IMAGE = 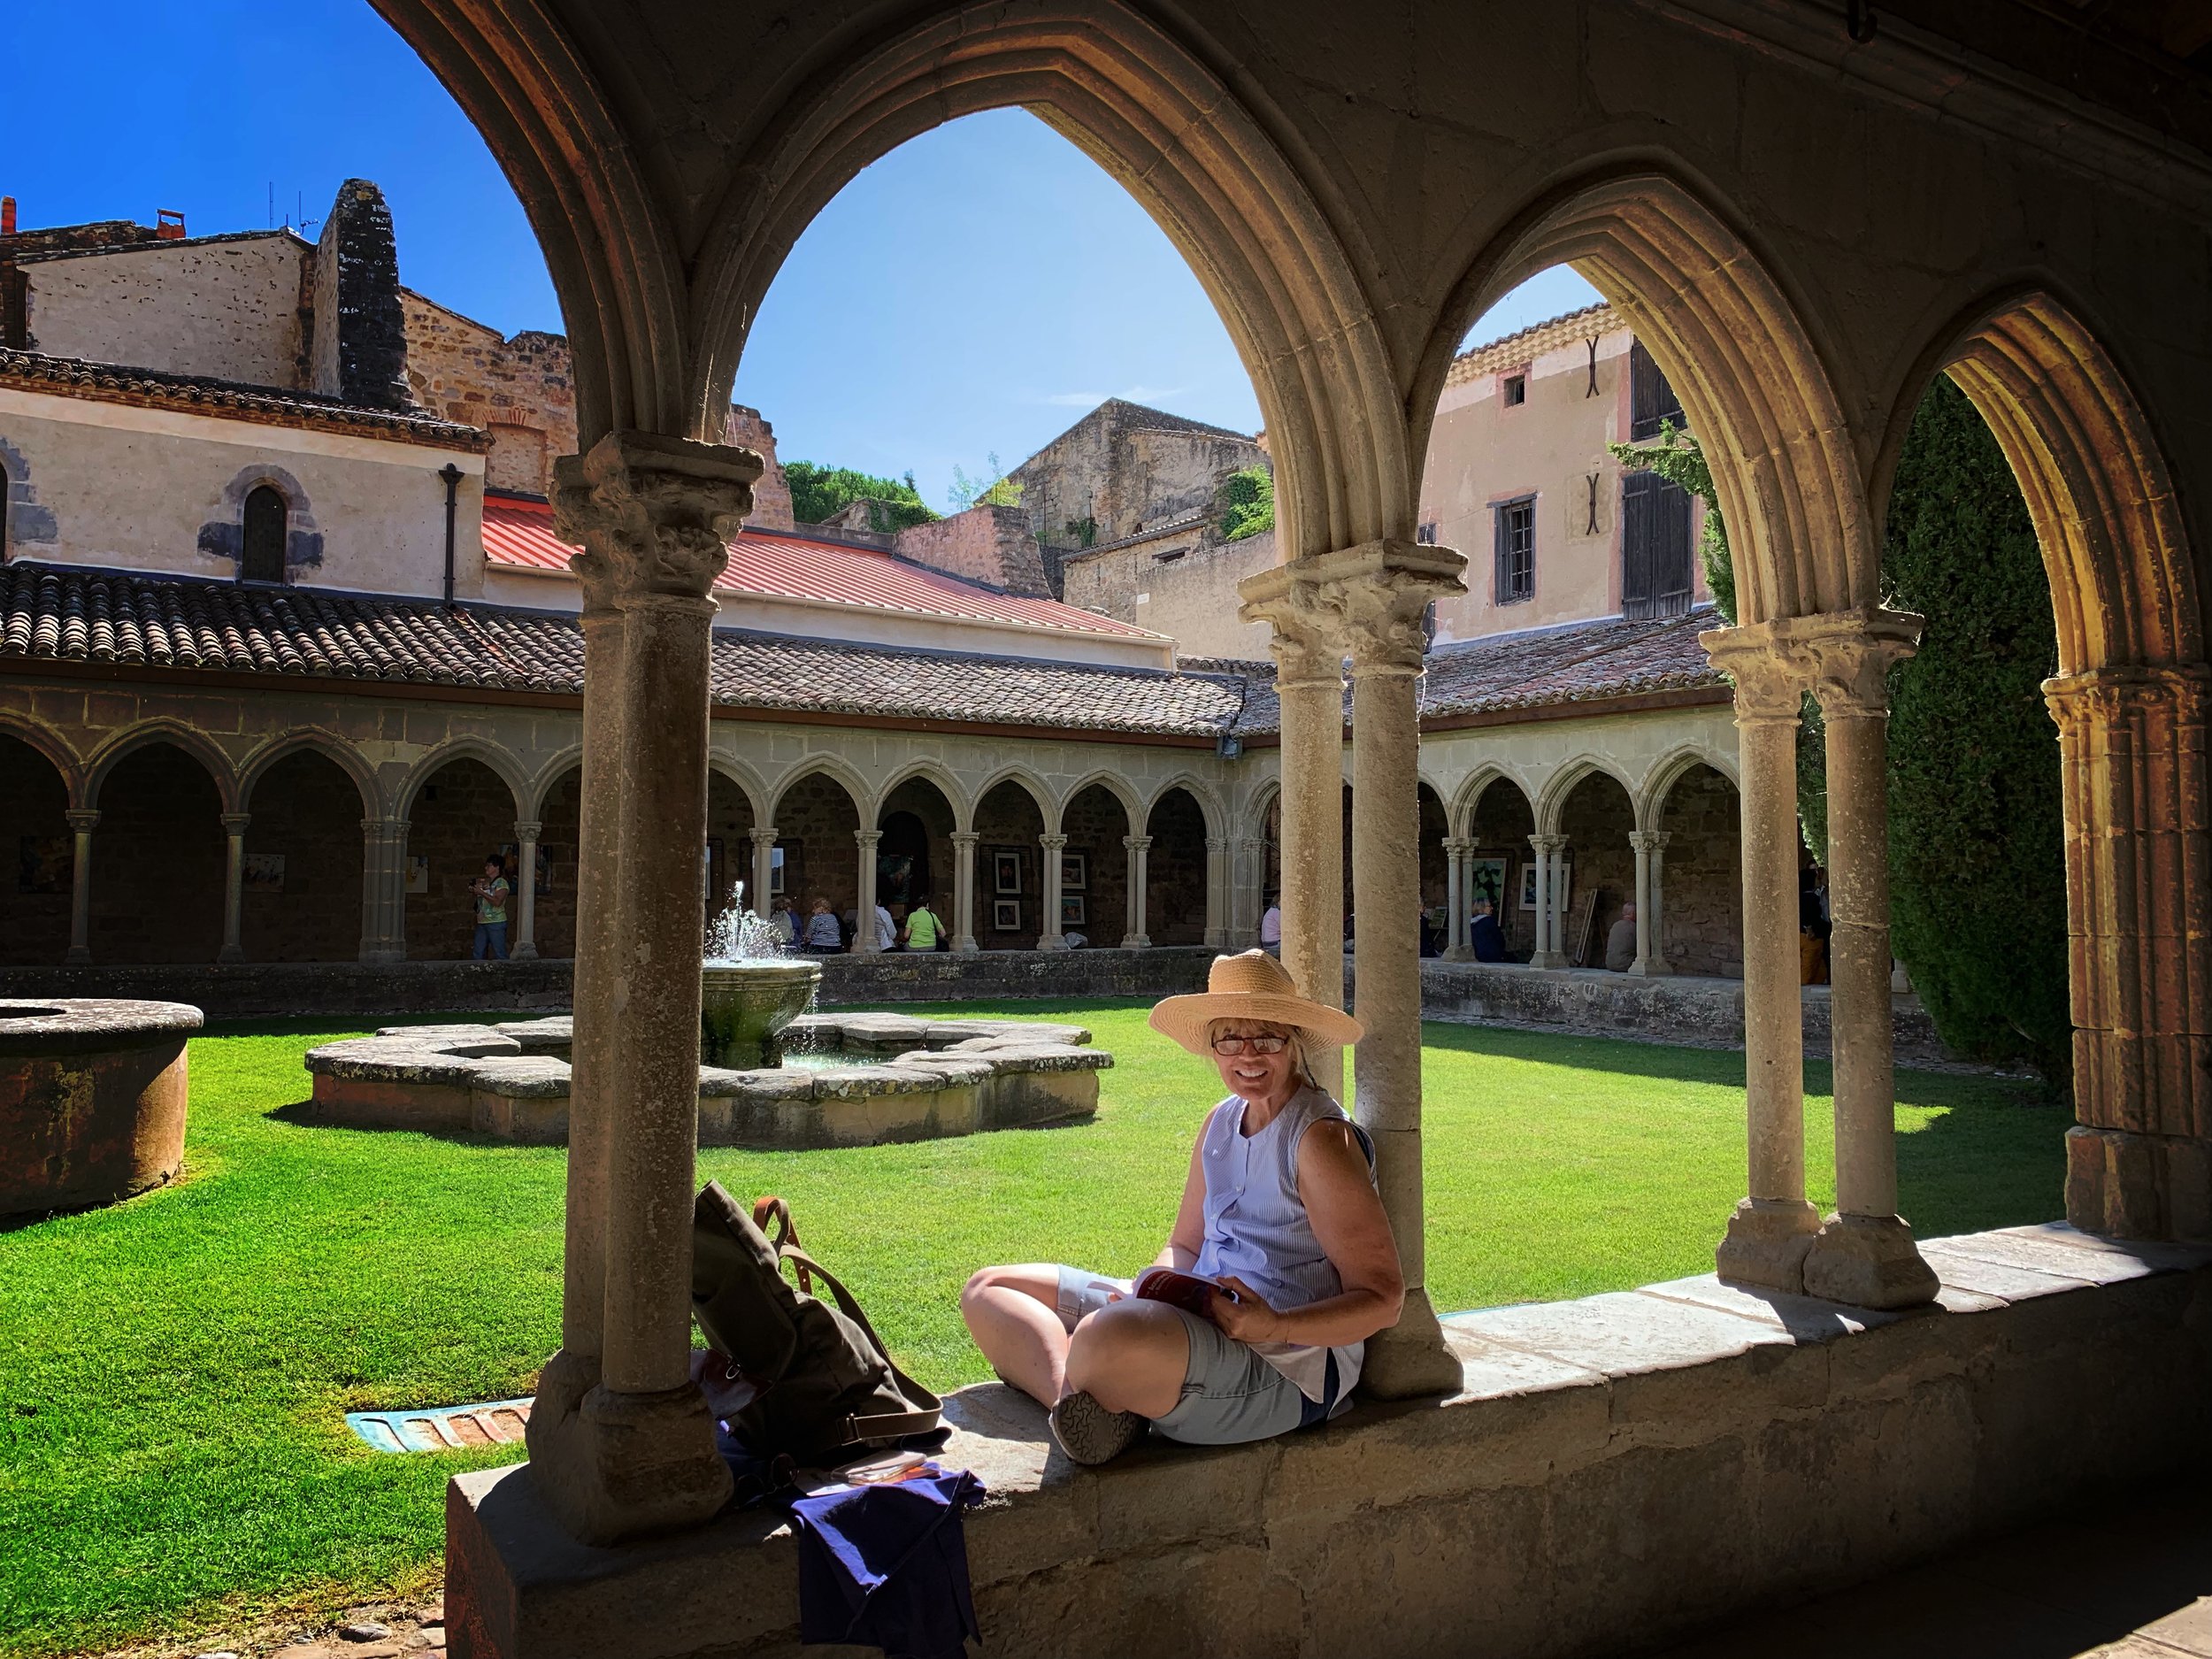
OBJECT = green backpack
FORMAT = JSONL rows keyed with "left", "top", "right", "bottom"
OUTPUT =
{"left": 690, "top": 1183, "right": 942, "bottom": 1463}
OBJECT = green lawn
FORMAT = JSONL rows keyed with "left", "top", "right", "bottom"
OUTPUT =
{"left": 0, "top": 1003, "right": 2068, "bottom": 1658}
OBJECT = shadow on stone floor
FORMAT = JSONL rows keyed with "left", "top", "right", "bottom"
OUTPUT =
{"left": 1646, "top": 1479, "right": 2212, "bottom": 1659}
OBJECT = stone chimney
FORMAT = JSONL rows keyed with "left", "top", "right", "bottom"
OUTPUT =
{"left": 722, "top": 403, "right": 795, "bottom": 530}
{"left": 310, "top": 180, "right": 411, "bottom": 411}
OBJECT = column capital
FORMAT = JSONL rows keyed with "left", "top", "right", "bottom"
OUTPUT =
{"left": 1628, "top": 828, "right": 1672, "bottom": 853}
{"left": 1443, "top": 835, "right": 1475, "bottom": 855}
{"left": 854, "top": 827, "right": 882, "bottom": 847}
{"left": 1241, "top": 541, "right": 1468, "bottom": 680}
{"left": 1796, "top": 607, "right": 1924, "bottom": 717}
{"left": 1700, "top": 620, "right": 1809, "bottom": 722}
{"left": 1528, "top": 832, "right": 1568, "bottom": 853}
{"left": 220, "top": 812, "right": 253, "bottom": 835}
{"left": 748, "top": 824, "right": 780, "bottom": 846}
{"left": 949, "top": 830, "right": 979, "bottom": 847}
{"left": 512, "top": 818, "right": 543, "bottom": 840}
{"left": 551, "top": 429, "right": 762, "bottom": 611}
{"left": 1122, "top": 834, "right": 1153, "bottom": 852}
{"left": 2044, "top": 660, "right": 2212, "bottom": 731}
{"left": 1039, "top": 833, "right": 1069, "bottom": 850}
{"left": 1206, "top": 835, "right": 1229, "bottom": 853}
{"left": 65, "top": 809, "right": 100, "bottom": 833}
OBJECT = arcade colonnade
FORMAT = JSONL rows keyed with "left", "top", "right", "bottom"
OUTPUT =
{"left": 343, "top": 0, "right": 2212, "bottom": 1555}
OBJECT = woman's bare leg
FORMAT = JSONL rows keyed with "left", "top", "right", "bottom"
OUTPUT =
{"left": 961, "top": 1264, "right": 1072, "bottom": 1406}
{"left": 1064, "top": 1301, "right": 1190, "bottom": 1419}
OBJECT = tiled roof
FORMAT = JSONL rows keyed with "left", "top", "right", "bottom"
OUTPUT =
{"left": 0, "top": 564, "right": 1724, "bottom": 736}
{"left": 482, "top": 495, "right": 1162, "bottom": 640}
{"left": 0, "top": 563, "right": 1243, "bottom": 736}
{"left": 0, "top": 349, "right": 489, "bottom": 451}
{"left": 1445, "top": 303, "right": 1619, "bottom": 388}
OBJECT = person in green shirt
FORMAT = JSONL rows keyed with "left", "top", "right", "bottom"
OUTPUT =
{"left": 902, "top": 894, "right": 943, "bottom": 952}
{"left": 471, "top": 854, "right": 511, "bottom": 960}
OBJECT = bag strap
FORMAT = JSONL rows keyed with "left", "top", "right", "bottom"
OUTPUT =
{"left": 754, "top": 1196, "right": 813, "bottom": 1294}
{"left": 779, "top": 1243, "right": 943, "bottom": 1432}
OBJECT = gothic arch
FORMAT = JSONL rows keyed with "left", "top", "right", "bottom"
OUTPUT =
{"left": 1535, "top": 757, "right": 1640, "bottom": 837}
{"left": 873, "top": 759, "right": 973, "bottom": 831}
{"left": 239, "top": 730, "right": 381, "bottom": 818}
{"left": 84, "top": 721, "right": 241, "bottom": 814}
{"left": 1637, "top": 743, "right": 1740, "bottom": 829}
{"left": 1418, "top": 168, "right": 1873, "bottom": 624}
{"left": 522, "top": 744, "right": 588, "bottom": 822}
{"left": 1449, "top": 764, "right": 1536, "bottom": 841}
{"left": 703, "top": 751, "right": 770, "bottom": 824}
{"left": 1141, "top": 772, "right": 1225, "bottom": 839}
{"left": 0, "top": 710, "right": 86, "bottom": 807}
{"left": 767, "top": 755, "right": 873, "bottom": 824}
{"left": 396, "top": 738, "right": 528, "bottom": 822}
{"left": 1053, "top": 769, "right": 1144, "bottom": 835}
{"left": 970, "top": 764, "right": 1056, "bottom": 828}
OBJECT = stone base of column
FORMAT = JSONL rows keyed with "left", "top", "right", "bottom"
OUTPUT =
{"left": 1801, "top": 1212, "right": 1939, "bottom": 1310}
{"left": 1625, "top": 959, "right": 1673, "bottom": 978}
{"left": 954, "top": 938, "right": 978, "bottom": 955}
{"left": 1118, "top": 933, "right": 1150, "bottom": 950}
{"left": 1441, "top": 945, "right": 1472, "bottom": 963}
{"left": 525, "top": 1373, "right": 731, "bottom": 1547}
{"left": 358, "top": 948, "right": 406, "bottom": 965}
{"left": 219, "top": 944, "right": 244, "bottom": 964}
{"left": 1528, "top": 950, "right": 1568, "bottom": 970}
{"left": 1037, "top": 935, "right": 1069, "bottom": 952}
{"left": 512, "top": 942, "right": 541, "bottom": 961}
{"left": 1359, "top": 1286, "right": 1464, "bottom": 1400}
{"left": 65, "top": 946, "right": 91, "bottom": 965}
{"left": 2066, "top": 1124, "right": 2212, "bottom": 1243}
{"left": 1715, "top": 1195, "right": 1821, "bottom": 1294}
{"left": 1204, "top": 927, "right": 1228, "bottom": 948}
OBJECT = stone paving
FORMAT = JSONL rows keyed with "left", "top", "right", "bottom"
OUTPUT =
{"left": 1652, "top": 1481, "right": 2211, "bottom": 1659}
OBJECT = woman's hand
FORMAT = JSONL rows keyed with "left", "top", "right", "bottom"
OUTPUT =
{"left": 1208, "top": 1275, "right": 1285, "bottom": 1343}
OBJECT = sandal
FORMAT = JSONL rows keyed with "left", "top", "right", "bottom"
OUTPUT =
{"left": 1048, "top": 1390, "right": 1148, "bottom": 1465}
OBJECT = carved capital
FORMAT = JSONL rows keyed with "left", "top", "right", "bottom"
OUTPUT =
{"left": 2045, "top": 662, "right": 2212, "bottom": 735}
{"left": 1528, "top": 833, "right": 1568, "bottom": 854}
{"left": 1701, "top": 622, "right": 1808, "bottom": 723}
{"left": 1797, "top": 607, "right": 1924, "bottom": 718}
{"left": 1629, "top": 829, "right": 1672, "bottom": 854}
{"left": 1122, "top": 835, "right": 1153, "bottom": 852}
{"left": 854, "top": 829, "right": 882, "bottom": 849}
{"left": 1039, "top": 833, "right": 1069, "bottom": 851}
{"left": 65, "top": 809, "right": 100, "bottom": 834}
{"left": 512, "top": 819, "right": 543, "bottom": 841}
{"left": 551, "top": 430, "right": 762, "bottom": 611}
{"left": 949, "top": 831, "right": 979, "bottom": 848}
{"left": 1240, "top": 541, "right": 1467, "bottom": 682}
{"left": 749, "top": 825, "right": 780, "bottom": 848}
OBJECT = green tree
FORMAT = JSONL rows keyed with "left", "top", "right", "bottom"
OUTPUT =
{"left": 948, "top": 453, "right": 1024, "bottom": 511}
{"left": 784, "top": 461, "right": 940, "bottom": 533}
{"left": 1218, "top": 465, "right": 1275, "bottom": 541}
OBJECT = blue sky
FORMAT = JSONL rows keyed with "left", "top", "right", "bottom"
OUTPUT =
{"left": 5, "top": 1, "right": 1598, "bottom": 511}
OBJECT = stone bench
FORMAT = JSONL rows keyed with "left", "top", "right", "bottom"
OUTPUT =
{"left": 446, "top": 1223, "right": 2212, "bottom": 1659}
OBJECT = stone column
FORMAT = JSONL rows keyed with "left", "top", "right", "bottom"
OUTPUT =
{"left": 1121, "top": 834, "right": 1153, "bottom": 949}
{"left": 511, "top": 819, "right": 542, "bottom": 959}
{"left": 64, "top": 809, "right": 97, "bottom": 964}
{"left": 357, "top": 817, "right": 407, "bottom": 964}
{"left": 1231, "top": 834, "right": 1268, "bottom": 948}
{"left": 1238, "top": 570, "right": 1348, "bottom": 1067}
{"left": 950, "top": 831, "right": 979, "bottom": 954}
{"left": 1801, "top": 611, "right": 1939, "bottom": 1308}
{"left": 1703, "top": 624, "right": 1821, "bottom": 1292}
{"left": 1527, "top": 833, "right": 1570, "bottom": 967}
{"left": 749, "top": 826, "right": 778, "bottom": 919}
{"left": 1037, "top": 833, "right": 1069, "bottom": 950}
{"left": 2047, "top": 664, "right": 2212, "bottom": 1244}
{"left": 1441, "top": 836, "right": 1471, "bottom": 960}
{"left": 1626, "top": 829, "right": 1673, "bottom": 977}
{"left": 523, "top": 429, "right": 759, "bottom": 1546}
{"left": 1271, "top": 542, "right": 1467, "bottom": 1398}
{"left": 217, "top": 812, "right": 251, "bottom": 964}
{"left": 853, "top": 829, "right": 883, "bottom": 952}
{"left": 1203, "top": 835, "right": 1230, "bottom": 948}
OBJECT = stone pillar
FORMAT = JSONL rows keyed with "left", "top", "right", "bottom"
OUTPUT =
{"left": 1121, "top": 834, "right": 1153, "bottom": 949}
{"left": 64, "top": 809, "right": 97, "bottom": 964}
{"left": 950, "top": 831, "right": 979, "bottom": 954}
{"left": 357, "top": 818, "right": 407, "bottom": 964}
{"left": 1231, "top": 834, "right": 1268, "bottom": 948}
{"left": 853, "top": 829, "right": 883, "bottom": 952}
{"left": 1038, "top": 833, "right": 1069, "bottom": 950}
{"left": 1527, "top": 833, "right": 1570, "bottom": 968}
{"left": 217, "top": 812, "right": 251, "bottom": 964}
{"left": 1626, "top": 829, "right": 1673, "bottom": 977}
{"left": 2048, "top": 664, "right": 2212, "bottom": 1243}
{"left": 511, "top": 819, "right": 542, "bottom": 959}
{"left": 1238, "top": 571, "right": 1348, "bottom": 1074}
{"left": 1801, "top": 611, "right": 1939, "bottom": 1308}
{"left": 1702, "top": 624, "right": 1821, "bottom": 1293}
{"left": 522, "top": 429, "right": 759, "bottom": 1546}
{"left": 1258, "top": 543, "right": 1467, "bottom": 1398}
{"left": 749, "top": 826, "right": 778, "bottom": 921}
{"left": 1203, "top": 835, "right": 1230, "bottom": 948}
{"left": 1441, "top": 836, "right": 1471, "bottom": 960}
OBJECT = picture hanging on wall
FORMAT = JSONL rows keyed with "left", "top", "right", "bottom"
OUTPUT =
{"left": 1060, "top": 895, "right": 1087, "bottom": 927}
{"left": 17, "top": 836, "right": 69, "bottom": 895}
{"left": 405, "top": 855, "right": 430, "bottom": 895}
{"left": 242, "top": 853, "right": 287, "bottom": 894}
{"left": 1062, "top": 851, "right": 1088, "bottom": 891}
{"left": 991, "top": 848, "right": 1025, "bottom": 895}
{"left": 1467, "top": 852, "right": 1510, "bottom": 914}
{"left": 991, "top": 897, "right": 1023, "bottom": 932}
{"left": 1518, "top": 856, "right": 1571, "bottom": 914}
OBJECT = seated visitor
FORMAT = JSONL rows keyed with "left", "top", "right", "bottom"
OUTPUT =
{"left": 859, "top": 898, "right": 896, "bottom": 952}
{"left": 769, "top": 895, "right": 798, "bottom": 945}
{"left": 1469, "top": 897, "right": 1508, "bottom": 963}
{"left": 1259, "top": 896, "right": 1283, "bottom": 955}
{"left": 800, "top": 897, "right": 843, "bottom": 952}
{"left": 961, "top": 949, "right": 1403, "bottom": 1465}
{"left": 902, "top": 895, "right": 942, "bottom": 951}
{"left": 1604, "top": 901, "right": 1639, "bottom": 972}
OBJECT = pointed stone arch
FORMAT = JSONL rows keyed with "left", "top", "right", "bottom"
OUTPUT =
{"left": 1535, "top": 757, "right": 1642, "bottom": 837}
{"left": 239, "top": 730, "right": 381, "bottom": 818}
{"left": 873, "top": 758, "right": 973, "bottom": 832}
{"left": 0, "top": 710, "right": 86, "bottom": 808}
{"left": 84, "top": 721, "right": 241, "bottom": 814}
{"left": 767, "top": 755, "right": 872, "bottom": 825}
{"left": 1637, "top": 742, "right": 1740, "bottom": 830}
{"left": 396, "top": 738, "right": 528, "bottom": 823}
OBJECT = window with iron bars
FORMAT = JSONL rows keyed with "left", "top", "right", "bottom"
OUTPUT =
{"left": 1493, "top": 496, "right": 1536, "bottom": 604}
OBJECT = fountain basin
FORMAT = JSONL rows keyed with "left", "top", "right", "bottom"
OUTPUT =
{"left": 303, "top": 1014, "right": 1108, "bottom": 1148}
{"left": 1, "top": 997, "right": 203, "bottom": 1220}
{"left": 700, "top": 959, "right": 823, "bottom": 1069}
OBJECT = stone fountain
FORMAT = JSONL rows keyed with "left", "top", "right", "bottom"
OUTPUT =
{"left": 698, "top": 887, "right": 820, "bottom": 1068}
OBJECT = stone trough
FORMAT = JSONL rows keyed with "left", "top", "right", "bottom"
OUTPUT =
{"left": 302, "top": 1013, "right": 1109, "bottom": 1148}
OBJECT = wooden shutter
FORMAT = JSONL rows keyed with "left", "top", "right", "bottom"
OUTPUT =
{"left": 1629, "top": 341, "right": 1686, "bottom": 442}
{"left": 1493, "top": 502, "right": 1510, "bottom": 603}
{"left": 1622, "top": 471, "right": 1694, "bottom": 618}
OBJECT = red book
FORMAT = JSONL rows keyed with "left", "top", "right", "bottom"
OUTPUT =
{"left": 1133, "top": 1267, "right": 1240, "bottom": 1320}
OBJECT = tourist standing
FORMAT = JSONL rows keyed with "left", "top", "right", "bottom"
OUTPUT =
{"left": 470, "top": 855, "right": 511, "bottom": 960}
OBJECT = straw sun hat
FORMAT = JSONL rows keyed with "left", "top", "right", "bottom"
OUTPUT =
{"left": 1148, "top": 949, "right": 1365, "bottom": 1056}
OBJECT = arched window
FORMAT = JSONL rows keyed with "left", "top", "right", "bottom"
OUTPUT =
{"left": 241, "top": 486, "right": 288, "bottom": 582}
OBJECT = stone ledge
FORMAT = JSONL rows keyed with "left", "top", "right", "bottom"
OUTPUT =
{"left": 447, "top": 1223, "right": 2212, "bottom": 1659}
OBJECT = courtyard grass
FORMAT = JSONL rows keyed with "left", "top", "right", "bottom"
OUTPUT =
{"left": 0, "top": 1002, "right": 2068, "bottom": 1658}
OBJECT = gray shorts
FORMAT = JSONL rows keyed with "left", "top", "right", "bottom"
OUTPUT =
{"left": 1051, "top": 1265, "right": 1310, "bottom": 1447}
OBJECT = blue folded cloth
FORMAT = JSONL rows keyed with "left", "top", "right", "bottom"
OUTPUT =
{"left": 787, "top": 1463, "right": 986, "bottom": 1659}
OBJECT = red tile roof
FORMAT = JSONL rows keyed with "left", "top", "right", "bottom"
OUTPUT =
{"left": 481, "top": 495, "right": 1160, "bottom": 640}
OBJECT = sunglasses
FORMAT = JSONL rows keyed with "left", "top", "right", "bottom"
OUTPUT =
{"left": 1210, "top": 1033, "right": 1289, "bottom": 1056}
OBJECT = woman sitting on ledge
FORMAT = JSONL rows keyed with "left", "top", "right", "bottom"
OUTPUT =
{"left": 960, "top": 949, "right": 1405, "bottom": 1465}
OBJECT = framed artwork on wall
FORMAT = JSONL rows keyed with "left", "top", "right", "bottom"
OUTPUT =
{"left": 18, "top": 836, "right": 69, "bottom": 894}
{"left": 991, "top": 898, "right": 1022, "bottom": 932}
{"left": 242, "top": 853, "right": 287, "bottom": 894}
{"left": 1062, "top": 851, "right": 1088, "bottom": 891}
{"left": 1518, "top": 856, "right": 1571, "bottom": 913}
{"left": 1467, "top": 852, "right": 1510, "bottom": 913}
{"left": 770, "top": 843, "right": 788, "bottom": 897}
{"left": 405, "top": 856, "right": 430, "bottom": 895}
{"left": 992, "top": 848, "right": 1025, "bottom": 895}
{"left": 1061, "top": 895, "right": 1087, "bottom": 927}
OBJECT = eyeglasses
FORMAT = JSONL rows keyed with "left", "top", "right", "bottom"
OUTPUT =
{"left": 1210, "top": 1033, "right": 1289, "bottom": 1056}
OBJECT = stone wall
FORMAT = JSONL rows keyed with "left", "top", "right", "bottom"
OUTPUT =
{"left": 241, "top": 749, "right": 366, "bottom": 963}
{"left": 91, "top": 742, "right": 227, "bottom": 964}
{"left": 402, "top": 295, "right": 577, "bottom": 500}
{"left": 1, "top": 729, "right": 72, "bottom": 965}
{"left": 720, "top": 405, "right": 794, "bottom": 531}
{"left": 1059, "top": 785, "right": 1133, "bottom": 944}
{"left": 1661, "top": 762, "right": 1743, "bottom": 978}
{"left": 1145, "top": 787, "right": 1210, "bottom": 945}
{"left": 817, "top": 943, "right": 1214, "bottom": 1003}
{"left": 1468, "top": 780, "right": 1540, "bottom": 956}
{"left": 404, "top": 757, "right": 522, "bottom": 961}
{"left": 1061, "top": 526, "right": 1278, "bottom": 659}
{"left": 17, "top": 232, "right": 308, "bottom": 386}
{"left": 892, "top": 504, "right": 1053, "bottom": 596}
{"left": 774, "top": 772, "right": 861, "bottom": 931}
{"left": 1559, "top": 772, "right": 1636, "bottom": 964}
{"left": 311, "top": 181, "right": 410, "bottom": 411}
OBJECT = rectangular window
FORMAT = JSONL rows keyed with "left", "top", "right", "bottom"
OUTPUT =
{"left": 1416, "top": 520, "right": 1438, "bottom": 545}
{"left": 1629, "top": 340, "right": 1686, "bottom": 441}
{"left": 1493, "top": 496, "right": 1535, "bottom": 605}
{"left": 1621, "top": 470, "right": 1694, "bottom": 618}
{"left": 1502, "top": 373, "right": 1527, "bottom": 407}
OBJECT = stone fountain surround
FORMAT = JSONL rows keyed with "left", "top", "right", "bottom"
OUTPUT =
{"left": 2, "top": 997, "right": 203, "bottom": 1220}
{"left": 303, "top": 1013, "right": 1108, "bottom": 1149}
